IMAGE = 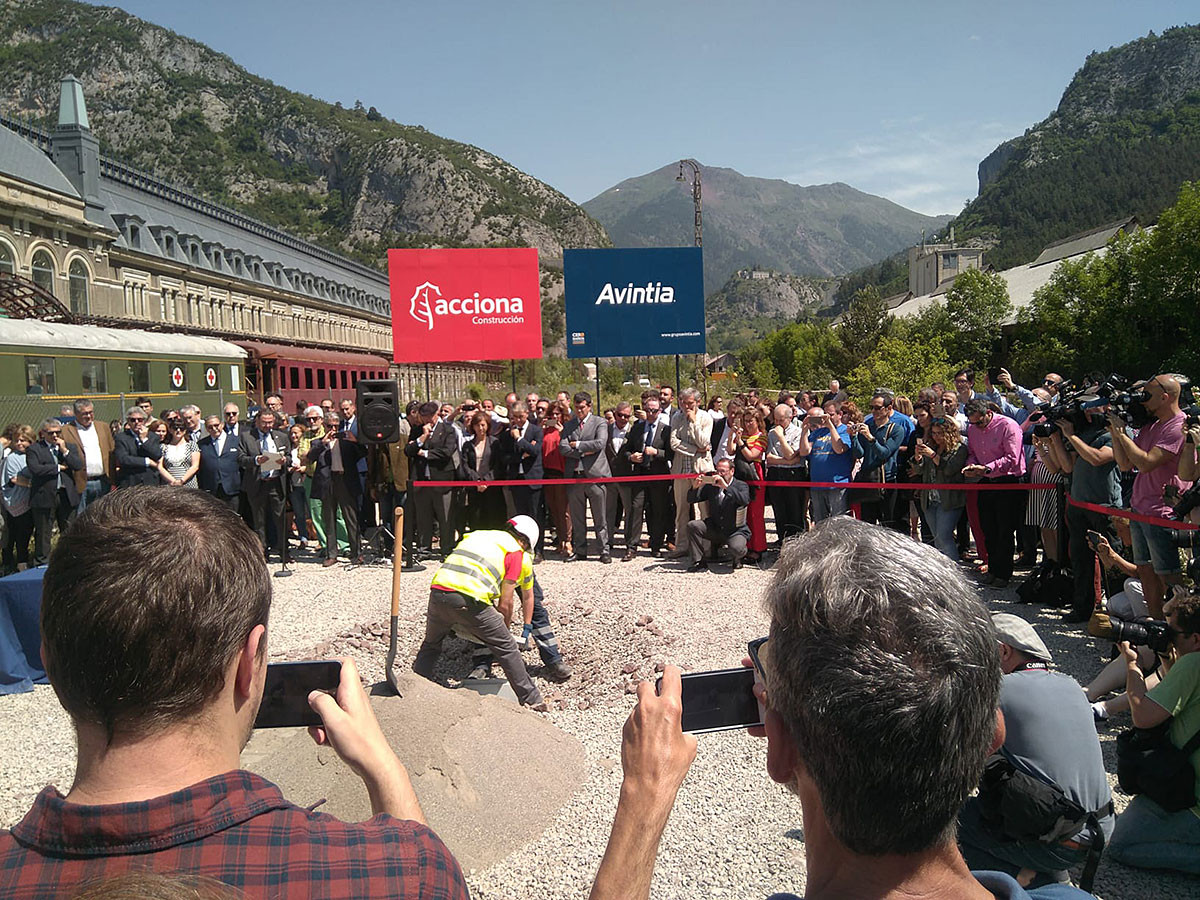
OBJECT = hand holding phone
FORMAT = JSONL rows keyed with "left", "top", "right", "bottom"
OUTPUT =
{"left": 659, "top": 666, "right": 764, "bottom": 734}
{"left": 255, "top": 660, "right": 342, "bottom": 728}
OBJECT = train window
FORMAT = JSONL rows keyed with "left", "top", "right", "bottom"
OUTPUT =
{"left": 304, "top": 367, "right": 314, "bottom": 390}
{"left": 278, "top": 367, "right": 287, "bottom": 390}
{"left": 127, "top": 360, "right": 150, "bottom": 393}
{"left": 351, "top": 371, "right": 358, "bottom": 387}
{"left": 290, "top": 367, "right": 299, "bottom": 388}
{"left": 328, "top": 369, "right": 336, "bottom": 391}
{"left": 317, "top": 369, "right": 326, "bottom": 390}
{"left": 24, "top": 357, "right": 55, "bottom": 395}
{"left": 80, "top": 359, "right": 107, "bottom": 394}
{"left": 31, "top": 250, "right": 55, "bottom": 295}
{"left": 359, "top": 370, "right": 366, "bottom": 382}
{"left": 340, "top": 370, "right": 348, "bottom": 389}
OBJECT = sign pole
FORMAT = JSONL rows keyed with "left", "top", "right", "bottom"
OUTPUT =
{"left": 675, "top": 354, "right": 681, "bottom": 399}
{"left": 511, "top": 359, "right": 517, "bottom": 394}
{"left": 595, "top": 357, "right": 601, "bottom": 408}
{"left": 424, "top": 363, "right": 431, "bottom": 400}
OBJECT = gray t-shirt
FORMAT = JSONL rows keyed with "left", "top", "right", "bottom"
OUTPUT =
{"left": 999, "top": 668, "right": 1114, "bottom": 839}
{"left": 1067, "top": 423, "right": 1120, "bottom": 507}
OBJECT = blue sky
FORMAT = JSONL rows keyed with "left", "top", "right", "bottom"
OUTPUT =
{"left": 109, "top": 1, "right": 1195, "bottom": 216}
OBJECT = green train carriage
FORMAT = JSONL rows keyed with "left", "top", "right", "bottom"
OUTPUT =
{"left": 0, "top": 319, "right": 247, "bottom": 426}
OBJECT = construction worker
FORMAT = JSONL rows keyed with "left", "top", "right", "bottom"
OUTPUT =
{"left": 412, "top": 515, "right": 547, "bottom": 710}
{"left": 467, "top": 574, "right": 572, "bottom": 683}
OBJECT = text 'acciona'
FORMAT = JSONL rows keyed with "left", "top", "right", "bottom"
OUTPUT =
{"left": 594, "top": 282, "right": 676, "bottom": 305}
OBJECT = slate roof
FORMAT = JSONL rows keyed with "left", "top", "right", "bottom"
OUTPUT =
{"left": 1030, "top": 218, "right": 1137, "bottom": 266}
{"left": 0, "top": 125, "right": 79, "bottom": 198}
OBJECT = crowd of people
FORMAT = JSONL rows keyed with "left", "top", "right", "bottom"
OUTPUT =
{"left": 2, "top": 366, "right": 1200, "bottom": 894}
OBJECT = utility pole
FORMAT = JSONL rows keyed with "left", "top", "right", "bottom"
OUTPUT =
{"left": 675, "top": 159, "right": 702, "bottom": 397}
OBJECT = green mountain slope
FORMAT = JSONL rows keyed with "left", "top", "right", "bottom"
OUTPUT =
{"left": 0, "top": 0, "right": 611, "bottom": 348}
{"left": 953, "top": 24, "right": 1200, "bottom": 269}
{"left": 583, "top": 162, "right": 951, "bottom": 291}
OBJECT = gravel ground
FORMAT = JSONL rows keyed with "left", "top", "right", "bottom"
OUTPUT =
{"left": 2, "top": 536, "right": 1198, "bottom": 899}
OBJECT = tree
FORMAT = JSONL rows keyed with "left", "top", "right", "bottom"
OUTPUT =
{"left": 943, "top": 268, "right": 1012, "bottom": 369}
{"left": 838, "top": 286, "right": 892, "bottom": 361}
{"left": 847, "top": 334, "right": 952, "bottom": 406}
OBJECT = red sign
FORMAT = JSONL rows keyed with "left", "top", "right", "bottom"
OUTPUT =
{"left": 388, "top": 248, "right": 542, "bottom": 363}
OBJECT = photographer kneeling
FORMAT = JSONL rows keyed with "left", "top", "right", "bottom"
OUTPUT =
{"left": 683, "top": 457, "right": 749, "bottom": 573}
{"left": 1107, "top": 592, "right": 1200, "bottom": 874}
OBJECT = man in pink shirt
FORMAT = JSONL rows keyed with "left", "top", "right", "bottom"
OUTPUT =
{"left": 962, "top": 398, "right": 1027, "bottom": 587}
{"left": 1109, "top": 375, "right": 1192, "bottom": 618}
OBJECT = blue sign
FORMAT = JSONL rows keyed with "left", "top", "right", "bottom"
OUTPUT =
{"left": 563, "top": 247, "right": 705, "bottom": 358}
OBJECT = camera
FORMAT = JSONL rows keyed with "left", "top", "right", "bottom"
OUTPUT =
{"left": 1170, "top": 482, "right": 1200, "bottom": 521}
{"left": 1089, "top": 612, "right": 1175, "bottom": 654}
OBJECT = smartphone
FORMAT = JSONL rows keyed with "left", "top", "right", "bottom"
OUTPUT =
{"left": 1086, "top": 530, "right": 1103, "bottom": 551}
{"left": 659, "top": 667, "right": 763, "bottom": 734}
{"left": 255, "top": 660, "right": 342, "bottom": 729}
{"left": 701, "top": 473, "right": 717, "bottom": 484}
{"left": 987, "top": 366, "right": 1003, "bottom": 384}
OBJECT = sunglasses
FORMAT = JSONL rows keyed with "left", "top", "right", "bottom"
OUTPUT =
{"left": 170, "top": 424, "right": 186, "bottom": 430}
{"left": 224, "top": 411, "right": 238, "bottom": 416}
{"left": 305, "top": 416, "right": 321, "bottom": 421}
{"left": 45, "top": 430, "right": 62, "bottom": 436}
{"left": 127, "top": 417, "right": 145, "bottom": 423}
{"left": 870, "top": 405, "right": 886, "bottom": 411}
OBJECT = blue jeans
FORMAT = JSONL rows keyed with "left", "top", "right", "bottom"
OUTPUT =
{"left": 1128, "top": 518, "right": 1183, "bottom": 575}
{"left": 924, "top": 502, "right": 962, "bottom": 561}
{"left": 77, "top": 476, "right": 110, "bottom": 514}
{"left": 1109, "top": 795, "right": 1200, "bottom": 874}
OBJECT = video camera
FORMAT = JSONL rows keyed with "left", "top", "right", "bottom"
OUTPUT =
{"left": 1088, "top": 611, "right": 1175, "bottom": 654}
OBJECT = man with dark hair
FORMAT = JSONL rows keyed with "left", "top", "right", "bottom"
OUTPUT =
{"left": 624, "top": 394, "right": 672, "bottom": 559}
{"left": 308, "top": 410, "right": 364, "bottom": 567}
{"left": 238, "top": 409, "right": 290, "bottom": 565}
{"left": 561, "top": 391, "right": 611, "bottom": 563}
{"left": 27, "top": 418, "right": 84, "bottom": 564}
{"left": 605, "top": 401, "right": 635, "bottom": 558}
{"left": 851, "top": 392, "right": 905, "bottom": 532}
{"left": 683, "top": 457, "right": 749, "bottom": 573}
{"left": 590, "top": 517, "right": 1090, "bottom": 899}
{"left": 264, "top": 393, "right": 288, "bottom": 427}
{"left": 963, "top": 397, "right": 1027, "bottom": 588}
{"left": 405, "top": 400, "right": 458, "bottom": 560}
{"left": 954, "top": 368, "right": 981, "bottom": 412}
{"left": 497, "top": 400, "right": 544, "bottom": 557}
{"left": 0, "top": 488, "right": 467, "bottom": 897}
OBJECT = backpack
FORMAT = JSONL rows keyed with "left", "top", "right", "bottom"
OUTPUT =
{"left": 1115, "top": 718, "right": 1200, "bottom": 813}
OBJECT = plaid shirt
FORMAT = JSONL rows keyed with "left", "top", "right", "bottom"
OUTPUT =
{"left": 0, "top": 770, "right": 469, "bottom": 899}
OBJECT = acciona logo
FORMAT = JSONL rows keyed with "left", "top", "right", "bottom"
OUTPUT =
{"left": 594, "top": 281, "right": 675, "bottom": 305}
{"left": 407, "top": 281, "right": 526, "bottom": 330}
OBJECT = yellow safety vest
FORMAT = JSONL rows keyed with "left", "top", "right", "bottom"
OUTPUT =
{"left": 431, "top": 530, "right": 533, "bottom": 606}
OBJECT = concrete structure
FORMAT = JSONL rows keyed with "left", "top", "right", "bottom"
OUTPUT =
{"left": 907, "top": 241, "right": 985, "bottom": 296}
{"left": 0, "top": 75, "right": 495, "bottom": 403}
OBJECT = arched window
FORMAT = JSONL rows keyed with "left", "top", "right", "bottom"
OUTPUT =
{"left": 31, "top": 250, "right": 55, "bottom": 294}
{"left": 0, "top": 243, "right": 14, "bottom": 275}
{"left": 68, "top": 259, "right": 89, "bottom": 314}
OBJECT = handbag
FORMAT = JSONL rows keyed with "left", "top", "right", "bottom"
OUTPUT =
{"left": 1115, "top": 718, "right": 1200, "bottom": 812}
{"left": 849, "top": 464, "right": 885, "bottom": 503}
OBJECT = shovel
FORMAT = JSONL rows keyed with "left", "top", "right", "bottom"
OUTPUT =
{"left": 385, "top": 505, "right": 404, "bottom": 695}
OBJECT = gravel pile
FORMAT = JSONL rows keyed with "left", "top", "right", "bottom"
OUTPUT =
{"left": 2, "top": 540, "right": 1196, "bottom": 898}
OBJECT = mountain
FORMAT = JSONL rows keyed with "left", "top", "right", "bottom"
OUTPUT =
{"left": 583, "top": 163, "right": 951, "bottom": 291}
{"left": 0, "top": 0, "right": 611, "bottom": 349}
{"left": 953, "top": 24, "right": 1200, "bottom": 269}
{"left": 705, "top": 269, "right": 836, "bottom": 351}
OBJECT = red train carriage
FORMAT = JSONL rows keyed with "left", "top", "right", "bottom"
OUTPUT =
{"left": 235, "top": 340, "right": 392, "bottom": 413}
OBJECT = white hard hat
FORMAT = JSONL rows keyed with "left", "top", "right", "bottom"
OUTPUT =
{"left": 507, "top": 515, "right": 539, "bottom": 550}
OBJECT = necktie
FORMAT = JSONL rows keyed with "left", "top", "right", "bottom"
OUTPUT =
{"left": 226, "top": 426, "right": 234, "bottom": 434}
{"left": 645, "top": 422, "right": 654, "bottom": 448}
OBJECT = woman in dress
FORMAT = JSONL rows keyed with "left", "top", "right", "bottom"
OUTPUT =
{"left": 458, "top": 410, "right": 506, "bottom": 533}
{"left": 541, "top": 401, "right": 572, "bottom": 557}
{"left": 728, "top": 407, "right": 768, "bottom": 563}
{"left": 157, "top": 418, "right": 199, "bottom": 487}
{"left": 912, "top": 418, "right": 969, "bottom": 560}
{"left": 1, "top": 425, "right": 34, "bottom": 574}
{"left": 288, "top": 423, "right": 313, "bottom": 550}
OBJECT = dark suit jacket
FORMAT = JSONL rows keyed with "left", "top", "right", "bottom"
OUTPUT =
{"left": 113, "top": 430, "right": 163, "bottom": 488}
{"left": 496, "top": 421, "right": 543, "bottom": 481}
{"left": 60, "top": 423, "right": 114, "bottom": 493}
{"left": 458, "top": 434, "right": 499, "bottom": 481}
{"left": 306, "top": 434, "right": 364, "bottom": 502}
{"left": 688, "top": 477, "right": 751, "bottom": 540}
{"left": 560, "top": 414, "right": 611, "bottom": 477}
{"left": 624, "top": 418, "right": 673, "bottom": 475}
{"left": 26, "top": 440, "right": 84, "bottom": 510}
{"left": 197, "top": 432, "right": 242, "bottom": 495}
{"left": 606, "top": 422, "right": 635, "bottom": 477}
{"left": 237, "top": 428, "right": 291, "bottom": 500}
{"left": 404, "top": 418, "right": 459, "bottom": 481}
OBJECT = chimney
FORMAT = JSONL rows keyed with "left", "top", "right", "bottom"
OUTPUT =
{"left": 50, "top": 75, "right": 104, "bottom": 215}
{"left": 949, "top": 225, "right": 955, "bottom": 247}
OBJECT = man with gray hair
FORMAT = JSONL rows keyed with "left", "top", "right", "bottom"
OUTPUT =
{"left": 591, "top": 517, "right": 1091, "bottom": 899}
{"left": 666, "top": 387, "right": 713, "bottom": 558}
{"left": 179, "top": 404, "right": 203, "bottom": 443}
{"left": 61, "top": 399, "right": 114, "bottom": 512}
{"left": 27, "top": 419, "right": 84, "bottom": 565}
{"left": 113, "top": 405, "right": 163, "bottom": 489}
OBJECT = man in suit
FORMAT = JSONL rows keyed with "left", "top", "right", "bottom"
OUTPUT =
{"left": 61, "top": 399, "right": 114, "bottom": 513}
{"left": 622, "top": 394, "right": 673, "bottom": 560}
{"left": 560, "top": 391, "right": 612, "bottom": 563}
{"left": 237, "top": 409, "right": 290, "bottom": 565}
{"left": 27, "top": 418, "right": 84, "bottom": 564}
{"left": 308, "top": 412, "right": 365, "bottom": 567}
{"left": 197, "top": 414, "right": 242, "bottom": 510}
{"left": 668, "top": 387, "right": 714, "bottom": 557}
{"left": 683, "top": 456, "right": 750, "bottom": 573}
{"left": 497, "top": 400, "right": 544, "bottom": 558}
{"left": 605, "top": 401, "right": 636, "bottom": 559}
{"left": 405, "top": 400, "right": 459, "bottom": 559}
{"left": 222, "top": 402, "right": 243, "bottom": 437}
{"left": 113, "top": 405, "right": 163, "bottom": 489}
